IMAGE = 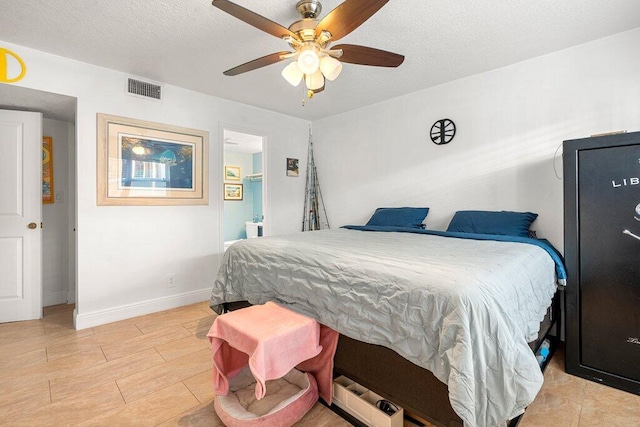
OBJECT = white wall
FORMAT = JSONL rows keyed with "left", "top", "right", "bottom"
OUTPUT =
{"left": 312, "top": 27, "right": 640, "bottom": 252}
{"left": 1, "top": 40, "right": 309, "bottom": 328}
{"left": 42, "top": 118, "right": 75, "bottom": 306}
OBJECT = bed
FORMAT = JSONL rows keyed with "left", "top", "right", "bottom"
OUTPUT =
{"left": 209, "top": 217, "right": 565, "bottom": 427}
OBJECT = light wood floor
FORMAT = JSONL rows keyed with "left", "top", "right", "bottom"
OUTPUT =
{"left": 1, "top": 302, "right": 639, "bottom": 427}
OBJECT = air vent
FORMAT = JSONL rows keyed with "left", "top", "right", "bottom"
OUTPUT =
{"left": 126, "top": 78, "right": 162, "bottom": 100}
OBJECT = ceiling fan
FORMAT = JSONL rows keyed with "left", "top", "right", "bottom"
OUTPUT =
{"left": 211, "top": 0, "right": 404, "bottom": 97}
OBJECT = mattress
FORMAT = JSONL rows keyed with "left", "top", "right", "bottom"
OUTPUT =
{"left": 210, "top": 228, "right": 564, "bottom": 427}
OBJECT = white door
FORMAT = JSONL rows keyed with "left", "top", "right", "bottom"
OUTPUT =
{"left": 0, "top": 109, "right": 42, "bottom": 322}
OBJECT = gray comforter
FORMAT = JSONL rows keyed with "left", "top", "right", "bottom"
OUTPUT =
{"left": 210, "top": 228, "right": 558, "bottom": 427}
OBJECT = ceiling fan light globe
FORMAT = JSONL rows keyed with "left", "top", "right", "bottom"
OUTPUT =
{"left": 297, "top": 47, "right": 320, "bottom": 75}
{"left": 281, "top": 62, "right": 303, "bottom": 86}
{"left": 319, "top": 56, "right": 342, "bottom": 81}
{"left": 305, "top": 69, "right": 324, "bottom": 90}
{"left": 132, "top": 145, "right": 145, "bottom": 155}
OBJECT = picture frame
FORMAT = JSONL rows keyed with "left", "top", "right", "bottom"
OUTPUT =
{"left": 286, "top": 157, "right": 299, "bottom": 177}
{"left": 97, "top": 113, "right": 208, "bottom": 206}
{"left": 224, "top": 183, "right": 243, "bottom": 201}
{"left": 42, "top": 136, "right": 54, "bottom": 204}
{"left": 224, "top": 165, "right": 241, "bottom": 181}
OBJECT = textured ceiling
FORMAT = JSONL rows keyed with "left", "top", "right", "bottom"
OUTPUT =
{"left": 224, "top": 129, "right": 263, "bottom": 154}
{"left": 1, "top": 0, "right": 639, "bottom": 121}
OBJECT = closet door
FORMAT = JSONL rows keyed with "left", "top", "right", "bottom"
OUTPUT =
{"left": 577, "top": 143, "right": 640, "bottom": 382}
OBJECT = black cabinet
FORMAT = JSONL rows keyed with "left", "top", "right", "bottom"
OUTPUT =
{"left": 563, "top": 132, "right": 640, "bottom": 395}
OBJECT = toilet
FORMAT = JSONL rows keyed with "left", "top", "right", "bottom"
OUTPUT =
{"left": 245, "top": 221, "right": 263, "bottom": 238}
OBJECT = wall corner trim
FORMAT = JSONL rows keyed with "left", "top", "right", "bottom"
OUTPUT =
{"left": 73, "top": 288, "right": 212, "bottom": 330}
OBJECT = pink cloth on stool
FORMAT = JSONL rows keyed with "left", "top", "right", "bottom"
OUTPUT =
{"left": 296, "top": 323, "right": 339, "bottom": 404}
{"left": 208, "top": 302, "right": 337, "bottom": 402}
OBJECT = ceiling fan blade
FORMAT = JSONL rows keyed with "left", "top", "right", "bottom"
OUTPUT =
{"left": 223, "top": 51, "right": 290, "bottom": 76}
{"left": 333, "top": 44, "right": 404, "bottom": 67}
{"left": 212, "top": 0, "right": 297, "bottom": 40}
{"left": 316, "top": 0, "right": 388, "bottom": 41}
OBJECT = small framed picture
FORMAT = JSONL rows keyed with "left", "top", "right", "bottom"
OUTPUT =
{"left": 286, "top": 158, "right": 299, "bottom": 177}
{"left": 42, "top": 136, "right": 54, "bottom": 204}
{"left": 224, "top": 183, "right": 243, "bottom": 200}
{"left": 225, "top": 165, "right": 241, "bottom": 181}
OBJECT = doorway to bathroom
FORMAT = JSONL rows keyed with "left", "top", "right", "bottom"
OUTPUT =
{"left": 223, "top": 128, "right": 265, "bottom": 251}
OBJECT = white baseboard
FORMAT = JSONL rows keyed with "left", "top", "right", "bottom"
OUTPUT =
{"left": 43, "top": 291, "right": 68, "bottom": 307}
{"left": 74, "top": 288, "right": 211, "bottom": 330}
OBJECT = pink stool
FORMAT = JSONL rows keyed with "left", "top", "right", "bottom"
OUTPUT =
{"left": 207, "top": 302, "right": 339, "bottom": 427}
{"left": 208, "top": 301, "right": 323, "bottom": 400}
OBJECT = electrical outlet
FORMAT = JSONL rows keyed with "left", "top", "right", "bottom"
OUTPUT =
{"left": 167, "top": 274, "right": 176, "bottom": 288}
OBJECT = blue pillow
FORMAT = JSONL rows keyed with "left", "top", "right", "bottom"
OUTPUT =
{"left": 446, "top": 210, "right": 538, "bottom": 237}
{"left": 366, "top": 207, "right": 429, "bottom": 229}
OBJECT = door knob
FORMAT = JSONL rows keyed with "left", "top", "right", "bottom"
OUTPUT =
{"left": 28, "top": 222, "right": 37, "bottom": 229}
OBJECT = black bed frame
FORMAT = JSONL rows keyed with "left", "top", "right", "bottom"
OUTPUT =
{"left": 223, "top": 292, "right": 561, "bottom": 427}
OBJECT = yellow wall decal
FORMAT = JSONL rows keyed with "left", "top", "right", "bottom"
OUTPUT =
{"left": 0, "top": 47, "right": 27, "bottom": 83}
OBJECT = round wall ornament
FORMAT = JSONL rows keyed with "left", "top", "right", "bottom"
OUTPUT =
{"left": 430, "top": 119, "right": 456, "bottom": 145}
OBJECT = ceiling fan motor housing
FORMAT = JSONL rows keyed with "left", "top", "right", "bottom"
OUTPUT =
{"left": 296, "top": 0, "right": 322, "bottom": 19}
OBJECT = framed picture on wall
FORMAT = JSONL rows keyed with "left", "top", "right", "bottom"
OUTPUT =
{"left": 224, "top": 183, "right": 243, "bottom": 201}
{"left": 96, "top": 113, "right": 209, "bottom": 206}
{"left": 287, "top": 158, "right": 299, "bottom": 177}
{"left": 224, "top": 165, "right": 241, "bottom": 181}
{"left": 42, "top": 136, "right": 54, "bottom": 204}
